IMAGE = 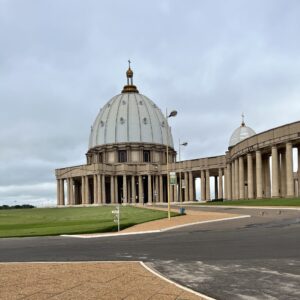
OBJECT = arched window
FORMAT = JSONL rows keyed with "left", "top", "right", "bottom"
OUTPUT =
{"left": 118, "top": 150, "right": 127, "bottom": 163}
{"left": 143, "top": 150, "right": 150, "bottom": 162}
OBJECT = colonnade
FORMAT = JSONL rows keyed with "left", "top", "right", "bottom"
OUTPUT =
{"left": 58, "top": 174, "right": 162, "bottom": 206}
{"left": 57, "top": 143, "right": 300, "bottom": 206}
{"left": 57, "top": 168, "right": 227, "bottom": 205}
{"left": 57, "top": 120, "right": 300, "bottom": 206}
{"left": 225, "top": 142, "right": 299, "bottom": 200}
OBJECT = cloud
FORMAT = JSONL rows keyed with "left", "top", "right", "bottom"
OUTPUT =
{"left": 0, "top": 182, "right": 56, "bottom": 206}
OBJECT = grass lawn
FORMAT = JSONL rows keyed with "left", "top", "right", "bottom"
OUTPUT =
{"left": 196, "top": 198, "right": 300, "bottom": 206}
{"left": 0, "top": 206, "right": 177, "bottom": 238}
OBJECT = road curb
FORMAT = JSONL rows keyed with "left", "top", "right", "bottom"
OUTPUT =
{"left": 140, "top": 262, "right": 216, "bottom": 300}
{"left": 160, "top": 215, "right": 251, "bottom": 232}
{"left": 61, "top": 230, "right": 161, "bottom": 239}
{"left": 61, "top": 215, "right": 250, "bottom": 239}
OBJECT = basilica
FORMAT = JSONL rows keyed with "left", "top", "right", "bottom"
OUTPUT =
{"left": 55, "top": 65, "right": 300, "bottom": 205}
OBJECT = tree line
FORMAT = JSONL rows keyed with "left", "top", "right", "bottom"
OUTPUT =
{"left": 0, "top": 204, "right": 35, "bottom": 210}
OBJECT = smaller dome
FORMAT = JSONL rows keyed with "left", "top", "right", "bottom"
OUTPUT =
{"left": 229, "top": 118, "right": 256, "bottom": 147}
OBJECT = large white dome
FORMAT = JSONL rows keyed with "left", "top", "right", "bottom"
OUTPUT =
{"left": 229, "top": 121, "right": 256, "bottom": 147}
{"left": 89, "top": 76, "right": 174, "bottom": 149}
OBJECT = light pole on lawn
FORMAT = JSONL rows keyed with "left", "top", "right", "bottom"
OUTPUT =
{"left": 166, "top": 109, "right": 177, "bottom": 220}
{"left": 178, "top": 139, "right": 188, "bottom": 209}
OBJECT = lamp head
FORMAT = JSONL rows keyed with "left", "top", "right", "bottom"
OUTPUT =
{"left": 168, "top": 110, "right": 177, "bottom": 118}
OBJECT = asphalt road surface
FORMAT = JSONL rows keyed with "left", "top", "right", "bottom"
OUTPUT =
{"left": 0, "top": 206, "right": 299, "bottom": 300}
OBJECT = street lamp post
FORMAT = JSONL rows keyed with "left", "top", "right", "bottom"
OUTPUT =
{"left": 166, "top": 109, "right": 177, "bottom": 220}
{"left": 178, "top": 139, "right": 188, "bottom": 208}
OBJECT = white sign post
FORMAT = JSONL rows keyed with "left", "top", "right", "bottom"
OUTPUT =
{"left": 112, "top": 205, "right": 120, "bottom": 232}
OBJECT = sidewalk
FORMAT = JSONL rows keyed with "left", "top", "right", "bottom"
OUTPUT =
{"left": 0, "top": 262, "right": 210, "bottom": 300}
{"left": 122, "top": 209, "right": 240, "bottom": 232}
{"left": 65, "top": 207, "right": 243, "bottom": 238}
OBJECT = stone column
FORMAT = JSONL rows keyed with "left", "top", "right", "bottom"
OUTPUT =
{"left": 256, "top": 150, "right": 263, "bottom": 199}
{"left": 147, "top": 175, "right": 152, "bottom": 204}
{"left": 218, "top": 169, "right": 223, "bottom": 199}
{"left": 239, "top": 157, "right": 244, "bottom": 199}
{"left": 131, "top": 176, "right": 136, "bottom": 203}
{"left": 81, "top": 176, "right": 85, "bottom": 204}
{"left": 70, "top": 177, "right": 75, "bottom": 205}
{"left": 155, "top": 175, "right": 159, "bottom": 203}
{"left": 224, "top": 167, "right": 228, "bottom": 199}
{"left": 102, "top": 175, "right": 106, "bottom": 204}
{"left": 57, "top": 180, "right": 61, "bottom": 205}
{"left": 201, "top": 170, "right": 205, "bottom": 201}
{"left": 70, "top": 178, "right": 74, "bottom": 205}
{"left": 66, "top": 179, "right": 71, "bottom": 205}
{"left": 138, "top": 175, "right": 143, "bottom": 204}
{"left": 247, "top": 154, "right": 254, "bottom": 199}
{"left": 205, "top": 170, "right": 211, "bottom": 201}
{"left": 93, "top": 175, "right": 97, "bottom": 204}
{"left": 271, "top": 146, "right": 279, "bottom": 198}
{"left": 85, "top": 176, "right": 90, "bottom": 204}
{"left": 159, "top": 175, "right": 163, "bottom": 202}
{"left": 265, "top": 156, "right": 271, "bottom": 198}
{"left": 74, "top": 182, "right": 80, "bottom": 205}
{"left": 123, "top": 175, "right": 127, "bottom": 203}
{"left": 184, "top": 172, "right": 189, "bottom": 201}
{"left": 286, "top": 142, "right": 294, "bottom": 197}
{"left": 234, "top": 159, "right": 239, "bottom": 200}
{"left": 67, "top": 179, "right": 71, "bottom": 205}
{"left": 214, "top": 176, "right": 218, "bottom": 199}
{"left": 83, "top": 176, "right": 87, "bottom": 204}
{"left": 127, "top": 177, "right": 131, "bottom": 203}
{"left": 61, "top": 179, "right": 65, "bottom": 205}
{"left": 231, "top": 162, "right": 235, "bottom": 199}
{"left": 189, "top": 172, "right": 194, "bottom": 201}
{"left": 97, "top": 175, "right": 101, "bottom": 204}
{"left": 227, "top": 164, "right": 232, "bottom": 200}
{"left": 280, "top": 150, "right": 287, "bottom": 197}
{"left": 114, "top": 176, "right": 118, "bottom": 204}
{"left": 110, "top": 176, "right": 115, "bottom": 204}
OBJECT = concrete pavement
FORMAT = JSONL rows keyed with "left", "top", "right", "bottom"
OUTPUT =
{"left": 0, "top": 262, "right": 208, "bottom": 300}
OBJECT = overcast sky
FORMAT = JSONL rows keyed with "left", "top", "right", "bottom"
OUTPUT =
{"left": 1, "top": 0, "right": 300, "bottom": 206}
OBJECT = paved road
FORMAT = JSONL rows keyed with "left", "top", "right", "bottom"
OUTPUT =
{"left": 1, "top": 207, "right": 299, "bottom": 299}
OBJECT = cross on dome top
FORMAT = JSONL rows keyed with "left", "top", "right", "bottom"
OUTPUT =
{"left": 126, "top": 60, "right": 133, "bottom": 79}
{"left": 122, "top": 60, "right": 139, "bottom": 93}
{"left": 241, "top": 112, "right": 245, "bottom": 126}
